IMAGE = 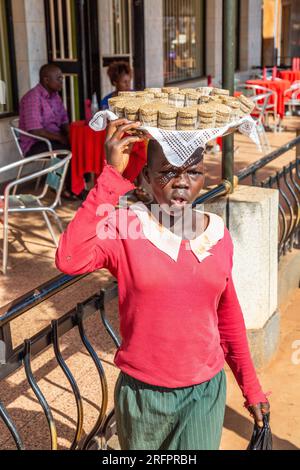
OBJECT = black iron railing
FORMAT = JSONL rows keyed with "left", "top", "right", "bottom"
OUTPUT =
{"left": 238, "top": 131, "right": 300, "bottom": 258}
{"left": 0, "top": 278, "right": 119, "bottom": 450}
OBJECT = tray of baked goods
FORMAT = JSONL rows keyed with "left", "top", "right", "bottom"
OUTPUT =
{"left": 107, "top": 86, "right": 255, "bottom": 135}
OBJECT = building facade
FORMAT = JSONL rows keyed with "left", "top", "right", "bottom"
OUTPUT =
{"left": 0, "top": 0, "right": 297, "bottom": 176}
{"left": 262, "top": 0, "right": 300, "bottom": 67}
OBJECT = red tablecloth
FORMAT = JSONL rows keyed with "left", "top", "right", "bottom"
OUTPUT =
{"left": 246, "top": 79, "right": 291, "bottom": 118}
{"left": 279, "top": 70, "right": 300, "bottom": 83}
{"left": 70, "top": 121, "right": 147, "bottom": 195}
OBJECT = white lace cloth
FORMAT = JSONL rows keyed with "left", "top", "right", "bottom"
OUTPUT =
{"left": 89, "top": 110, "right": 261, "bottom": 167}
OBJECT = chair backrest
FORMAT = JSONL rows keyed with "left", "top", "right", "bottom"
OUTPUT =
{"left": 40, "top": 151, "right": 72, "bottom": 206}
{"left": 10, "top": 117, "right": 53, "bottom": 157}
{"left": 10, "top": 117, "right": 20, "bottom": 128}
{"left": 45, "top": 157, "right": 68, "bottom": 191}
{"left": 236, "top": 84, "right": 272, "bottom": 122}
{"left": 10, "top": 117, "right": 24, "bottom": 158}
{"left": 291, "top": 87, "right": 300, "bottom": 100}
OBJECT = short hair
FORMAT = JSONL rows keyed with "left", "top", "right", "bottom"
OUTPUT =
{"left": 39, "top": 63, "right": 61, "bottom": 81}
{"left": 107, "top": 61, "right": 132, "bottom": 85}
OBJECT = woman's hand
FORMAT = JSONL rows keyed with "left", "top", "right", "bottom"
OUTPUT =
{"left": 248, "top": 401, "right": 270, "bottom": 427}
{"left": 105, "top": 119, "right": 144, "bottom": 175}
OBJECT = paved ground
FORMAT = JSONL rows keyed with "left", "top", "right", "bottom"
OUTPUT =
{"left": 0, "top": 120, "right": 300, "bottom": 450}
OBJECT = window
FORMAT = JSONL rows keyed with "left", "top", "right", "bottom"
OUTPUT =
{"left": 45, "top": 0, "right": 81, "bottom": 120}
{"left": 112, "top": 0, "right": 131, "bottom": 55}
{"left": 164, "top": 0, "right": 205, "bottom": 84}
{"left": 0, "top": 0, "right": 17, "bottom": 115}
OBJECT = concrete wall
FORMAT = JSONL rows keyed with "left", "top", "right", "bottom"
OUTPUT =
{"left": 98, "top": 0, "right": 115, "bottom": 99}
{"left": 206, "top": 0, "right": 223, "bottom": 85}
{"left": 144, "top": 0, "right": 164, "bottom": 88}
{"left": 11, "top": 0, "right": 47, "bottom": 99}
{"left": 240, "top": 0, "right": 263, "bottom": 71}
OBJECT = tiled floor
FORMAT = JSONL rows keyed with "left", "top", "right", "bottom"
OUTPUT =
{"left": 0, "top": 118, "right": 300, "bottom": 450}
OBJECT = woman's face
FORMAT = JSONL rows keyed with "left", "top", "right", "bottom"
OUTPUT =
{"left": 143, "top": 142, "right": 205, "bottom": 214}
{"left": 115, "top": 73, "right": 131, "bottom": 92}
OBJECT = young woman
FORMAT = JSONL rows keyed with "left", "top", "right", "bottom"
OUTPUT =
{"left": 56, "top": 119, "right": 270, "bottom": 450}
{"left": 101, "top": 62, "right": 132, "bottom": 110}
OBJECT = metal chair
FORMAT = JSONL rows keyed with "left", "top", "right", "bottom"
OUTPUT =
{"left": 10, "top": 118, "right": 53, "bottom": 194}
{"left": 236, "top": 84, "right": 272, "bottom": 152}
{"left": 0, "top": 150, "right": 71, "bottom": 275}
{"left": 249, "top": 93, "right": 272, "bottom": 153}
{"left": 284, "top": 84, "right": 300, "bottom": 116}
{"left": 238, "top": 83, "right": 281, "bottom": 132}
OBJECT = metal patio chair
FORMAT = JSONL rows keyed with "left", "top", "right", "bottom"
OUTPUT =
{"left": 238, "top": 83, "right": 281, "bottom": 132}
{"left": 284, "top": 83, "right": 300, "bottom": 116}
{"left": 236, "top": 84, "right": 272, "bottom": 153}
{"left": 10, "top": 118, "right": 53, "bottom": 195}
{"left": 0, "top": 150, "right": 71, "bottom": 275}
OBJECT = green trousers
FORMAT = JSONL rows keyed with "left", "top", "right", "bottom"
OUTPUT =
{"left": 114, "top": 369, "right": 226, "bottom": 450}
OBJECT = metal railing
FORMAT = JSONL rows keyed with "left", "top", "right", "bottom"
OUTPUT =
{"left": 238, "top": 132, "right": 300, "bottom": 258}
{"left": 0, "top": 275, "right": 119, "bottom": 450}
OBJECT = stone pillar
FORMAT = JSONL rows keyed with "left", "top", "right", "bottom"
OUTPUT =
{"left": 11, "top": 0, "right": 47, "bottom": 99}
{"left": 203, "top": 184, "right": 280, "bottom": 367}
{"left": 206, "top": 0, "right": 223, "bottom": 85}
{"left": 98, "top": 0, "right": 114, "bottom": 98}
{"left": 144, "top": 0, "right": 164, "bottom": 88}
{"left": 240, "top": 0, "right": 263, "bottom": 71}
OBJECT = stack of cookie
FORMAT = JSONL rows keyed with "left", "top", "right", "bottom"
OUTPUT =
{"left": 215, "top": 103, "right": 231, "bottom": 127}
{"left": 198, "top": 104, "right": 216, "bottom": 129}
{"left": 237, "top": 94, "right": 255, "bottom": 116}
{"left": 196, "top": 87, "right": 213, "bottom": 96}
{"left": 168, "top": 92, "right": 185, "bottom": 108}
{"left": 114, "top": 100, "right": 126, "bottom": 118}
{"left": 221, "top": 96, "right": 241, "bottom": 119}
{"left": 177, "top": 107, "right": 198, "bottom": 130}
{"left": 153, "top": 92, "right": 168, "bottom": 102}
{"left": 211, "top": 88, "right": 230, "bottom": 97}
{"left": 162, "top": 87, "right": 180, "bottom": 95}
{"left": 140, "top": 104, "right": 159, "bottom": 127}
{"left": 158, "top": 107, "right": 178, "bottom": 130}
{"left": 118, "top": 91, "right": 137, "bottom": 98}
{"left": 106, "top": 86, "right": 255, "bottom": 131}
{"left": 185, "top": 91, "right": 200, "bottom": 107}
{"left": 125, "top": 101, "right": 142, "bottom": 122}
{"left": 145, "top": 88, "right": 162, "bottom": 94}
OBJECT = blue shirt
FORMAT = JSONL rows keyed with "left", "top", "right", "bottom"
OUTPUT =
{"left": 100, "top": 92, "right": 115, "bottom": 110}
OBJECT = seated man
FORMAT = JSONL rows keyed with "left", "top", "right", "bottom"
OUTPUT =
{"left": 19, "top": 63, "right": 75, "bottom": 198}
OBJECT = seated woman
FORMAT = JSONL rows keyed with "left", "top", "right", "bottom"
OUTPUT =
{"left": 55, "top": 119, "right": 270, "bottom": 450}
{"left": 101, "top": 61, "right": 132, "bottom": 110}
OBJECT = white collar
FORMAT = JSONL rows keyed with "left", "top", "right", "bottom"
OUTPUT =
{"left": 129, "top": 203, "right": 224, "bottom": 262}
